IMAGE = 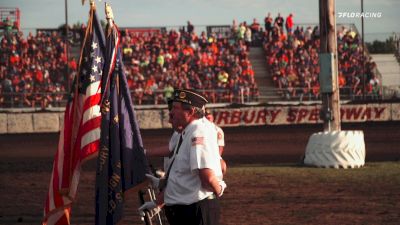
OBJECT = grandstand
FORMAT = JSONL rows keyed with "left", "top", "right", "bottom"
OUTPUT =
{"left": 1, "top": 13, "right": 398, "bottom": 109}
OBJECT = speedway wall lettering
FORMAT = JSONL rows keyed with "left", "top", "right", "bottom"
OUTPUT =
{"left": 212, "top": 103, "right": 394, "bottom": 127}
{"left": 1, "top": 103, "right": 399, "bottom": 134}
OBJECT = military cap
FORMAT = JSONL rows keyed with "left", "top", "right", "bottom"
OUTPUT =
{"left": 172, "top": 89, "right": 208, "bottom": 108}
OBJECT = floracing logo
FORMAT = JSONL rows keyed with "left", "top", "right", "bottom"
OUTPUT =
{"left": 338, "top": 12, "right": 382, "bottom": 18}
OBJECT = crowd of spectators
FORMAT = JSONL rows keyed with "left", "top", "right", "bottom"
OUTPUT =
{"left": 0, "top": 21, "right": 260, "bottom": 108}
{"left": 262, "top": 12, "right": 382, "bottom": 100}
{"left": 120, "top": 22, "right": 259, "bottom": 105}
{"left": 1, "top": 14, "right": 384, "bottom": 108}
{"left": 0, "top": 30, "right": 69, "bottom": 108}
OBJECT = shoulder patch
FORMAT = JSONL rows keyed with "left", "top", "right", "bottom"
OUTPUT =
{"left": 217, "top": 132, "right": 223, "bottom": 140}
{"left": 191, "top": 137, "right": 204, "bottom": 146}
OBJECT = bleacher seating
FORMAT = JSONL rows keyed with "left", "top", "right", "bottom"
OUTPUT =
{"left": 0, "top": 15, "right": 385, "bottom": 109}
{"left": 262, "top": 13, "right": 382, "bottom": 101}
{"left": 0, "top": 23, "right": 260, "bottom": 108}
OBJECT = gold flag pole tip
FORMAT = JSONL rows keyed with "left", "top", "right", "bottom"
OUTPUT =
{"left": 105, "top": 3, "right": 114, "bottom": 20}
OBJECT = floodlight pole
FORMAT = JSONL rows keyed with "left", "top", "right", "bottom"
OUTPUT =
{"left": 65, "top": 0, "right": 70, "bottom": 92}
{"left": 319, "top": 0, "right": 341, "bottom": 131}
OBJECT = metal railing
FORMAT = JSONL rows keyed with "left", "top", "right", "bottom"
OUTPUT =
{"left": 0, "top": 85, "right": 392, "bottom": 110}
{"left": 0, "top": 92, "right": 68, "bottom": 109}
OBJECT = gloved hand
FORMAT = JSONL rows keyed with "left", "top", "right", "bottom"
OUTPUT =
{"left": 218, "top": 180, "right": 227, "bottom": 197}
{"left": 146, "top": 173, "right": 160, "bottom": 189}
{"left": 138, "top": 201, "right": 160, "bottom": 217}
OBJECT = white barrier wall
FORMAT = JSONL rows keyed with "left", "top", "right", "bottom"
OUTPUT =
{"left": 7, "top": 113, "right": 34, "bottom": 133}
{"left": 0, "top": 113, "right": 7, "bottom": 133}
{"left": 136, "top": 110, "right": 164, "bottom": 129}
{"left": 391, "top": 103, "right": 400, "bottom": 120}
{"left": 0, "top": 103, "right": 399, "bottom": 134}
{"left": 33, "top": 113, "right": 60, "bottom": 132}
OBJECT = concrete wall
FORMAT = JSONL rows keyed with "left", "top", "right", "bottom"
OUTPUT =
{"left": 1, "top": 103, "right": 399, "bottom": 134}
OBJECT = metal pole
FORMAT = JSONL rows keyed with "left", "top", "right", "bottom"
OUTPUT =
{"left": 65, "top": 0, "right": 70, "bottom": 92}
{"left": 361, "top": 0, "right": 365, "bottom": 100}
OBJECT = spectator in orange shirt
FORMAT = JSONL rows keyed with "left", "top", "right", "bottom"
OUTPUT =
{"left": 338, "top": 72, "right": 346, "bottom": 88}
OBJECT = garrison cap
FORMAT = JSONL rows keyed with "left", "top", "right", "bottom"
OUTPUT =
{"left": 172, "top": 89, "right": 208, "bottom": 108}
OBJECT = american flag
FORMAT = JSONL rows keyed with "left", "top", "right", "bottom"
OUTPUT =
{"left": 42, "top": 5, "right": 105, "bottom": 225}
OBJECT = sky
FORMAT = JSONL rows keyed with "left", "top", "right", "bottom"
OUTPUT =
{"left": 2, "top": 0, "right": 399, "bottom": 42}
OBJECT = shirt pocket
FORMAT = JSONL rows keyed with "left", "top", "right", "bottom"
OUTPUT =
{"left": 173, "top": 149, "right": 190, "bottom": 174}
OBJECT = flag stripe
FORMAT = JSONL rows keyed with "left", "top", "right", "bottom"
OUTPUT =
{"left": 85, "top": 81, "right": 101, "bottom": 97}
{"left": 43, "top": 6, "right": 105, "bottom": 225}
{"left": 81, "top": 140, "right": 100, "bottom": 159}
{"left": 80, "top": 117, "right": 102, "bottom": 142}
{"left": 83, "top": 104, "right": 101, "bottom": 124}
{"left": 52, "top": 140, "right": 64, "bottom": 208}
{"left": 81, "top": 127, "right": 101, "bottom": 149}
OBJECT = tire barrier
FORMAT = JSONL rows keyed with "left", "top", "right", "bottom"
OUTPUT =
{"left": 304, "top": 130, "right": 366, "bottom": 168}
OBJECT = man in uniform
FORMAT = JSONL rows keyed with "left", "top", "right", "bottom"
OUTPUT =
{"left": 140, "top": 89, "right": 226, "bottom": 225}
{"left": 205, "top": 109, "right": 227, "bottom": 175}
{"left": 205, "top": 109, "right": 225, "bottom": 155}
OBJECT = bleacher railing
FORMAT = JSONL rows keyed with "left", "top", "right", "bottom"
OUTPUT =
{"left": 0, "top": 86, "right": 389, "bottom": 110}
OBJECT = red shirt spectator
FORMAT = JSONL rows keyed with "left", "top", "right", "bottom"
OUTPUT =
{"left": 68, "top": 58, "right": 77, "bottom": 71}
{"left": 285, "top": 14, "right": 294, "bottom": 34}
{"left": 34, "top": 67, "right": 44, "bottom": 83}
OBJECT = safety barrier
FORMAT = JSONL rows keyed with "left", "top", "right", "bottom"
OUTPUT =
{"left": 1, "top": 102, "right": 399, "bottom": 134}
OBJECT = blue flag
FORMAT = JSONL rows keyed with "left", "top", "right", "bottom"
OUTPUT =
{"left": 95, "top": 21, "right": 148, "bottom": 225}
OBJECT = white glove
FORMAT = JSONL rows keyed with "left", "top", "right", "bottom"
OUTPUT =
{"left": 138, "top": 201, "right": 160, "bottom": 217}
{"left": 146, "top": 173, "right": 160, "bottom": 189}
{"left": 218, "top": 180, "right": 227, "bottom": 197}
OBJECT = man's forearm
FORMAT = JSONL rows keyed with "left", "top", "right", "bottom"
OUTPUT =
{"left": 199, "top": 168, "right": 222, "bottom": 196}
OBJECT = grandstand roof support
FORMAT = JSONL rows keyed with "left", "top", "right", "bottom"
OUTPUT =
{"left": 319, "top": 0, "right": 341, "bottom": 131}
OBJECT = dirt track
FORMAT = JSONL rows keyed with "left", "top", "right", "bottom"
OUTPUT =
{"left": 0, "top": 122, "right": 399, "bottom": 224}
{"left": 1, "top": 121, "right": 398, "bottom": 163}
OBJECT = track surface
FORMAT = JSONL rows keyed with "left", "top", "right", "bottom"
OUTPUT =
{"left": 0, "top": 122, "right": 399, "bottom": 225}
{"left": 1, "top": 122, "right": 399, "bottom": 164}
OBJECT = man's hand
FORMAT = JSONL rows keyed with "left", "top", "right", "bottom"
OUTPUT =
{"left": 218, "top": 180, "right": 227, "bottom": 197}
{"left": 138, "top": 201, "right": 160, "bottom": 217}
{"left": 146, "top": 173, "right": 160, "bottom": 189}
